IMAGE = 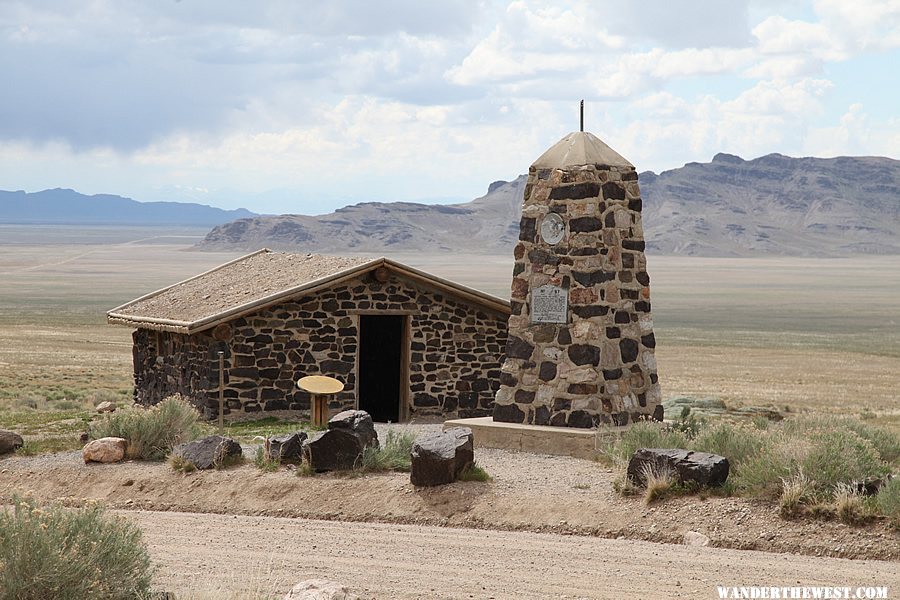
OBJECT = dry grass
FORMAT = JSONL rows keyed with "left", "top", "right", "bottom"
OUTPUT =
{"left": 779, "top": 471, "right": 812, "bottom": 517}
{"left": 641, "top": 463, "right": 677, "bottom": 505}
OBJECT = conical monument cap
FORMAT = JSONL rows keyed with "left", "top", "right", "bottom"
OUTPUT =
{"left": 531, "top": 131, "right": 633, "bottom": 169}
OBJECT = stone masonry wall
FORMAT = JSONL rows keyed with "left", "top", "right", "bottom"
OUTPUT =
{"left": 133, "top": 273, "right": 508, "bottom": 420}
{"left": 493, "top": 163, "right": 662, "bottom": 427}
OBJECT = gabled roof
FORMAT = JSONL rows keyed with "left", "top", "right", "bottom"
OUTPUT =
{"left": 532, "top": 131, "right": 633, "bottom": 169}
{"left": 107, "top": 249, "right": 510, "bottom": 333}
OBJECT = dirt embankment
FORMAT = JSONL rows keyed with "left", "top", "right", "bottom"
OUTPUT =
{"left": 1, "top": 448, "right": 897, "bottom": 562}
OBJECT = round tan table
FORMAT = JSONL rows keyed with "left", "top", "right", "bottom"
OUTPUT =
{"left": 297, "top": 375, "right": 344, "bottom": 427}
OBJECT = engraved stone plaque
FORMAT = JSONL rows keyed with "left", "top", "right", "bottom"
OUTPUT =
{"left": 531, "top": 284, "right": 568, "bottom": 324}
{"left": 540, "top": 212, "right": 565, "bottom": 245}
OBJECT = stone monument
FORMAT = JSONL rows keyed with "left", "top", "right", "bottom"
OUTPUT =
{"left": 493, "top": 130, "right": 662, "bottom": 428}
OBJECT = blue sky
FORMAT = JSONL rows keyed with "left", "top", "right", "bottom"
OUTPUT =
{"left": 0, "top": 0, "right": 898, "bottom": 214}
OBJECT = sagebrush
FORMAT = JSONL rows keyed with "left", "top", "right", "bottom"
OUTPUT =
{"left": 0, "top": 496, "right": 154, "bottom": 600}
{"left": 90, "top": 394, "right": 202, "bottom": 459}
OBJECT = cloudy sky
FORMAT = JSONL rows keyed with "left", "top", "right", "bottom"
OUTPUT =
{"left": 1, "top": 1, "right": 898, "bottom": 214}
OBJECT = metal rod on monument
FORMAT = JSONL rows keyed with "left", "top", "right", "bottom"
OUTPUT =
{"left": 217, "top": 350, "right": 225, "bottom": 434}
{"left": 580, "top": 99, "right": 584, "bottom": 132}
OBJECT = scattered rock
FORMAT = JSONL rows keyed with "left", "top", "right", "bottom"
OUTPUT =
{"left": 0, "top": 430, "right": 24, "bottom": 455}
{"left": 283, "top": 579, "right": 360, "bottom": 600}
{"left": 303, "top": 429, "right": 365, "bottom": 472}
{"left": 683, "top": 531, "right": 711, "bottom": 547}
{"left": 855, "top": 474, "right": 893, "bottom": 496}
{"left": 300, "top": 410, "right": 380, "bottom": 472}
{"left": 328, "top": 410, "right": 379, "bottom": 449}
{"left": 82, "top": 437, "right": 127, "bottom": 463}
{"left": 410, "top": 427, "right": 474, "bottom": 487}
{"left": 95, "top": 401, "right": 117, "bottom": 413}
{"left": 173, "top": 435, "right": 243, "bottom": 470}
{"left": 79, "top": 432, "right": 90, "bottom": 443}
{"left": 627, "top": 448, "right": 729, "bottom": 487}
{"left": 266, "top": 431, "right": 308, "bottom": 462}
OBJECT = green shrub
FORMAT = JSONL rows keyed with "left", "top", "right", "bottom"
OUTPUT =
{"left": 783, "top": 415, "right": 900, "bottom": 464}
{"left": 692, "top": 422, "right": 763, "bottom": 466}
{"left": 253, "top": 445, "right": 280, "bottom": 472}
{"left": 0, "top": 497, "right": 154, "bottom": 600}
{"left": 359, "top": 430, "right": 416, "bottom": 472}
{"left": 876, "top": 476, "right": 900, "bottom": 526}
{"left": 800, "top": 430, "right": 888, "bottom": 498}
{"left": 458, "top": 463, "right": 492, "bottom": 482}
{"left": 91, "top": 394, "right": 202, "bottom": 460}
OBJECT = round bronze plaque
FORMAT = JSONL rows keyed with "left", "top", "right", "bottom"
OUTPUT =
{"left": 212, "top": 323, "right": 232, "bottom": 341}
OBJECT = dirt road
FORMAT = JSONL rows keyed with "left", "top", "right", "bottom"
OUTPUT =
{"left": 133, "top": 511, "right": 898, "bottom": 600}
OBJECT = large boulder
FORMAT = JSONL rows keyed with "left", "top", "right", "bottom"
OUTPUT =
{"left": 266, "top": 431, "right": 308, "bottom": 462}
{"left": 627, "top": 448, "right": 729, "bottom": 487}
{"left": 303, "top": 429, "right": 365, "bottom": 472}
{"left": 328, "top": 410, "right": 379, "bottom": 449}
{"left": 0, "top": 430, "right": 24, "bottom": 455}
{"left": 95, "top": 401, "right": 117, "bottom": 413}
{"left": 83, "top": 437, "right": 127, "bottom": 463}
{"left": 173, "top": 435, "right": 243, "bottom": 470}
{"left": 283, "top": 579, "right": 360, "bottom": 600}
{"left": 410, "top": 427, "right": 474, "bottom": 487}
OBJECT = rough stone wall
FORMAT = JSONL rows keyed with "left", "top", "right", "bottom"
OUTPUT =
{"left": 132, "top": 274, "right": 508, "bottom": 420}
{"left": 493, "top": 163, "right": 662, "bottom": 427}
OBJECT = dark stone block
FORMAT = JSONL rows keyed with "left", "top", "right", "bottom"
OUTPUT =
{"left": 569, "top": 217, "right": 602, "bottom": 233}
{"left": 557, "top": 328, "right": 571, "bottom": 344}
{"left": 653, "top": 404, "right": 664, "bottom": 421}
{"left": 641, "top": 333, "right": 656, "bottom": 348}
{"left": 604, "top": 211, "right": 616, "bottom": 228}
{"left": 567, "top": 410, "right": 593, "bottom": 428}
{"left": 265, "top": 431, "right": 308, "bottom": 462}
{"left": 532, "top": 325, "right": 556, "bottom": 343}
{"left": 622, "top": 170, "right": 638, "bottom": 181}
{"left": 612, "top": 412, "right": 630, "bottom": 426}
{"left": 264, "top": 400, "right": 289, "bottom": 411}
{"left": 619, "top": 338, "right": 640, "bottom": 363}
{"left": 321, "top": 359, "right": 353, "bottom": 374}
{"left": 570, "top": 247, "right": 599, "bottom": 256}
{"left": 499, "top": 372, "right": 517, "bottom": 387}
{"left": 549, "top": 411, "right": 567, "bottom": 426}
{"left": 302, "top": 429, "right": 364, "bottom": 472}
{"left": 627, "top": 448, "right": 730, "bottom": 487}
{"left": 539, "top": 361, "right": 557, "bottom": 381}
{"left": 519, "top": 217, "right": 536, "bottom": 242}
{"left": 567, "top": 383, "right": 598, "bottom": 395}
{"left": 568, "top": 344, "right": 601, "bottom": 366}
{"left": 534, "top": 405, "right": 550, "bottom": 426}
{"left": 614, "top": 311, "right": 631, "bottom": 324}
{"left": 512, "top": 262, "right": 525, "bottom": 277}
{"left": 173, "top": 435, "right": 243, "bottom": 470}
{"left": 623, "top": 239, "right": 645, "bottom": 251}
{"left": 628, "top": 198, "right": 642, "bottom": 212}
{"left": 635, "top": 301, "right": 651, "bottom": 313}
{"left": 230, "top": 367, "right": 259, "bottom": 378}
{"left": 493, "top": 402, "right": 525, "bottom": 423}
{"left": 601, "top": 182, "right": 626, "bottom": 201}
{"left": 549, "top": 182, "right": 600, "bottom": 200}
{"left": 606, "top": 327, "right": 621, "bottom": 338}
{"left": 410, "top": 427, "right": 474, "bottom": 487}
{"left": 506, "top": 336, "right": 534, "bottom": 360}
{"left": 552, "top": 398, "right": 571, "bottom": 411}
{"left": 572, "top": 270, "right": 616, "bottom": 287}
{"left": 603, "top": 369, "right": 623, "bottom": 380}
{"left": 528, "top": 248, "right": 560, "bottom": 266}
{"left": 636, "top": 271, "right": 650, "bottom": 286}
{"left": 571, "top": 305, "right": 609, "bottom": 318}
{"left": 459, "top": 392, "right": 478, "bottom": 409}
{"left": 414, "top": 393, "right": 439, "bottom": 407}
{"left": 472, "top": 379, "right": 490, "bottom": 392}
{"left": 515, "top": 389, "right": 536, "bottom": 404}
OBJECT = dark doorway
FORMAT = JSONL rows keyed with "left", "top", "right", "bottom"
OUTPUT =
{"left": 358, "top": 315, "right": 404, "bottom": 422}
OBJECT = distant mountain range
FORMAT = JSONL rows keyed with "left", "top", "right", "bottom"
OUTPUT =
{"left": 197, "top": 153, "right": 900, "bottom": 257}
{"left": 0, "top": 188, "right": 256, "bottom": 226}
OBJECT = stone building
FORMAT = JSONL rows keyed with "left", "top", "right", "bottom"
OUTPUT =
{"left": 493, "top": 131, "right": 662, "bottom": 428}
{"left": 108, "top": 250, "right": 509, "bottom": 421}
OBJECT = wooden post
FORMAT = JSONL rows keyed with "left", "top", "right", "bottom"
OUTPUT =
{"left": 217, "top": 351, "right": 225, "bottom": 434}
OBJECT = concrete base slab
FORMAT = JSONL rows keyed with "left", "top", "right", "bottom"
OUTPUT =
{"left": 443, "top": 416, "right": 652, "bottom": 460}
